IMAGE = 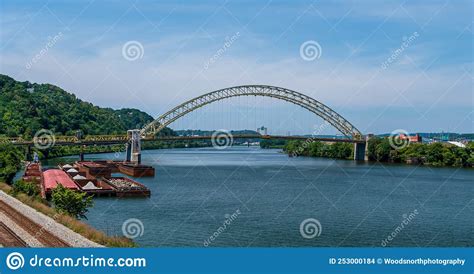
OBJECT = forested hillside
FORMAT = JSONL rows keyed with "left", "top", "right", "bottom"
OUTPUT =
{"left": 0, "top": 74, "right": 171, "bottom": 137}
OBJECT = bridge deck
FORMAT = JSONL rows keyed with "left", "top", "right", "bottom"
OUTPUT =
{"left": 3, "top": 134, "right": 364, "bottom": 146}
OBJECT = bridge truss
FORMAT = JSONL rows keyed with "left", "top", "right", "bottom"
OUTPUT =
{"left": 141, "top": 85, "right": 362, "bottom": 139}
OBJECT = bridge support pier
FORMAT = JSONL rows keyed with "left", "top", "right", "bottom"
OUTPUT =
{"left": 26, "top": 145, "right": 32, "bottom": 161}
{"left": 353, "top": 142, "right": 368, "bottom": 161}
{"left": 79, "top": 145, "right": 85, "bottom": 161}
{"left": 126, "top": 129, "right": 141, "bottom": 164}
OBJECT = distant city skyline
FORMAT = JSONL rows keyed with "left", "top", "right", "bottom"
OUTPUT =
{"left": 0, "top": 0, "right": 472, "bottom": 134}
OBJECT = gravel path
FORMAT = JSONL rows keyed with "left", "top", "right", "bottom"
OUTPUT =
{"left": 0, "top": 191, "right": 102, "bottom": 247}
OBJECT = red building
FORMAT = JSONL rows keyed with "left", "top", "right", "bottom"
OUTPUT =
{"left": 399, "top": 133, "right": 422, "bottom": 143}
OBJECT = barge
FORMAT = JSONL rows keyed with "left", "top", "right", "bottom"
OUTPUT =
{"left": 24, "top": 162, "right": 152, "bottom": 199}
{"left": 74, "top": 161, "right": 112, "bottom": 178}
{"left": 74, "top": 179, "right": 116, "bottom": 197}
{"left": 117, "top": 163, "right": 155, "bottom": 177}
{"left": 22, "top": 162, "right": 42, "bottom": 183}
{"left": 102, "top": 177, "right": 151, "bottom": 197}
{"left": 42, "top": 169, "right": 80, "bottom": 199}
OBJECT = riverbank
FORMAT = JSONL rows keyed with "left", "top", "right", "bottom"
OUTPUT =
{"left": 0, "top": 182, "right": 135, "bottom": 247}
{"left": 280, "top": 138, "right": 474, "bottom": 168}
{"left": 0, "top": 185, "right": 101, "bottom": 247}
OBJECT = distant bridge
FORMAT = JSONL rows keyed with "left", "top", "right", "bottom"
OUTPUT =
{"left": 1, "top": 134, "right": 365, "bottom": 146}
{"left": 141, "top": 85, "right": 362, "bottom": 139}
{"left": 2, "top": 85, "right": 368, "bottom": 161}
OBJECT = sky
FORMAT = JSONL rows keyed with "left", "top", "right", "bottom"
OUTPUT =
{"left": 0, "top": 0, "right": 472, "bottom": 135}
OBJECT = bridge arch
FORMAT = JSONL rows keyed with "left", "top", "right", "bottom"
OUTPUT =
{"left": 141, "top": 85, "right": 362, "bottom": 139}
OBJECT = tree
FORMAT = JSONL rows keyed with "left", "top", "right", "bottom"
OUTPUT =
{"left": 375, "top": 138, "right": 391, "bottom": 162}
{"left": 51, "top": 184, "right": 93, "bottom": 219}
{"left": 0, "top": 144, "right": 24, "bottom": 183}
{"left": 426, "top": 142, "right": 444, "bottom": 165}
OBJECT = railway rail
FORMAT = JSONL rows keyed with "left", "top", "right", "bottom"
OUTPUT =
{"left": 0, "top": 200, "right": 69, "bottom": 247}
{"left": 0, "top": 221, "right": 27, "bottom": 247}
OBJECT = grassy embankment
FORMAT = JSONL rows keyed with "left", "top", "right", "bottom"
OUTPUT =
{"left": 0, "top": 143, "right": 134, "bottom": 247}
{"left": 0, "top": 182, "right": 135, "bottom": 247}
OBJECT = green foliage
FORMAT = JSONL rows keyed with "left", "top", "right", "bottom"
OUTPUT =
{"left": 283, "top": 140, "right": 353, "bottom": 160}
{"left": 51, "top": 184, "right": 93, "bottom": 219}
{"left": 12, "top": 179, "right": 40, "bottom": 196}
{"left": 0, "top": 74, "right": 156, "bottom": 137}
{"left": 260, "top": 139, "right": 287, "bottom": 149}
{"left": 366, "top": 137, "right": 473, "bottom": 167}
{"left": 281, "top": 137, "right": 473, "bottom": 168}
{"left": 0, "top": 144, "right": 24, "bottom": 183}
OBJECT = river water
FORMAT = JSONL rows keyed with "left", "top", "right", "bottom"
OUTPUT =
{"left": 41, "top": 147, "right": 472, "bottom": 247}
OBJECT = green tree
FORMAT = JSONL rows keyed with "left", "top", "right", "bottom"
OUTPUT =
{"left": 426, "top": 143, "right": 444, "bottom": 165}
{"left": 0, "top": 144, "right": 24, "bottom": 183}
{"left": 51, "top": 184, "right": 93, "bottom": 219}
{"left": 375, "top": 138, "right": 391, "bottom": 162}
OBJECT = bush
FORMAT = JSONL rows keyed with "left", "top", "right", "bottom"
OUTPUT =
{"left": 12, "top": 180, "right": 40, "bottom": 196}
{"left": 51, "top": 184, "right": 93, "bottom": 219}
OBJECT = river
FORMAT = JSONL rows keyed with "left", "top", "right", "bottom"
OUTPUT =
{"left": 40, "top": 147, "right": 472, "bottom": 247}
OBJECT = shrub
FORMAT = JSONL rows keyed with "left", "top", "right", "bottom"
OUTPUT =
{"left": 51, "top": 184, "right": 93, "bottom": 219}
{"left": 12, "top": 180, "right": 40, "bottom": 196}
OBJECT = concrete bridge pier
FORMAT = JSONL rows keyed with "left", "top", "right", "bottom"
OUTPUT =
{"left": 125, "top": 129, "right": 141, "bottom": 164}
{"left": 353, "top": 142, "right": 368, "bottom": 161}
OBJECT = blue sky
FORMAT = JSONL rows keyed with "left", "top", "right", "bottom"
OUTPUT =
{"left": 0, "top": 0, "right": 472, "bottom": 135}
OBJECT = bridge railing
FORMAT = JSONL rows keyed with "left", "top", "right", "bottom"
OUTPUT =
{"left": 1, "top": 134, "right": 364, "bottom": 145}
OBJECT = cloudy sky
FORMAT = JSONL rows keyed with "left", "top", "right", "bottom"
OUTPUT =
{"left": 0, "top": 0, "right": 472, "bottom": 135}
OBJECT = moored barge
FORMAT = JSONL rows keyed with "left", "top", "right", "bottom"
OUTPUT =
{"left": 117, "top": 163, "right": 155, "bottom": 177}
{"left": 22, "top": 162, "right": 42, "bottom": 183}
{"left": 102, "top": 177, "right": 151, "bottom": 197}
{"left": 27, "top": 163, "right": 152, "bottom": 199}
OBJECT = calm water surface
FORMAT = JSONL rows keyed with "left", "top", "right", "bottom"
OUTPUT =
{"left": 42, "top": 147, "right": 473, "bottom": 247}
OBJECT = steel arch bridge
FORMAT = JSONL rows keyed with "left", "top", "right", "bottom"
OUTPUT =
{"left": 141, "top": 85, "right": 363, "bottom": 139}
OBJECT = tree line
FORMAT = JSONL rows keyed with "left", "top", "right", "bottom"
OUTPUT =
{"left": 276, "top": 138, "right": 474, "bottom": 167}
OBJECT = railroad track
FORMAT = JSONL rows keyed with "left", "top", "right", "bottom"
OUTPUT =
{"left": 0, "top": 200, "right": 69, "bottom": 247}
{"left": 0, "top": 221, "right": 27, "bottom": 247}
